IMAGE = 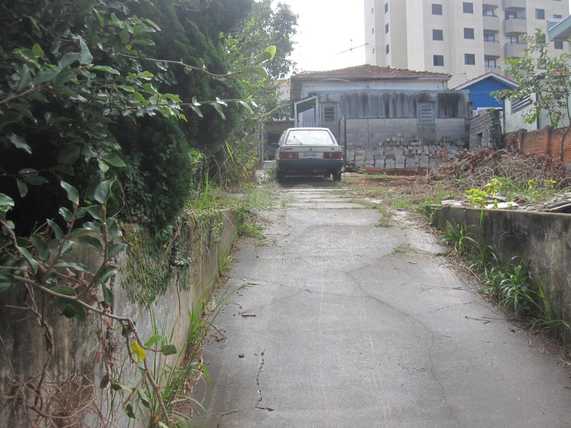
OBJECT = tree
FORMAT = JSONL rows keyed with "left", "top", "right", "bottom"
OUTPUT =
{"left": 233, "top": 0, "right": 298, "bottom": 80}
{"left": 498, "top": 30, "right": 571, "bottom": 162}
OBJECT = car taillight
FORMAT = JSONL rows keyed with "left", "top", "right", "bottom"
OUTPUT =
{"left": 280, "top": 151, "right": 299, "bottom": 160}
{"left": 324, "top": 151, "right": 343, "bottom": 160}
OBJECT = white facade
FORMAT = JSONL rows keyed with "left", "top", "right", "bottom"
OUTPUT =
{"left": 365, "top": 0, "right": 570, "bottom": 87}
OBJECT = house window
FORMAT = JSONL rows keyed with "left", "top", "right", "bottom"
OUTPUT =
{"left": 485, "top": 55, "right": 498, "bottom": 69}
{"left": 432, "top": 4, "right": 443, "bottom": 15}
{"left": 555, "top": 40, "right": 564, "bottom": 50}
{"left": 323, "top": 106, "right": 337, "bottom": 122}
{"left": 535, "top": 9, "right": 545, "bottom": 20}
{"left": 484, "top": 30, "right": 497, "bottom": 42}
{"left": 385, "top": 23, "right": 389, "bottom": 33}
{"left": 463, "top": 2, "right": 474, "bottom": 14}
{"left": 433, "top": 55, "right": 445, "bottom": 66}
{"left": 465, "top": 53, "right": 476, "bottom": 65}
{"left": 438, "top": 93, "right": 461, "bottom": 118}
{"left": 433, "top": 29, "right": 444, "bottom": 41}
{"left": 464, "top": 28, "right": 475, "bottom": 39}
{"left": 483, "top": 5, "right": 497, "bottom": 16}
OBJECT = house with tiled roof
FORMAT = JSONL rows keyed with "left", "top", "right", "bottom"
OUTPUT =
{"left": 289, "top": 65, "right": 469, "bottom": 169}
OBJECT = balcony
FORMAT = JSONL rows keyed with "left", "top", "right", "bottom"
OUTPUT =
{"left": 503, "top": 0, "right": 525, "bottom": 8}
{"left": 505, "top": 43, "right": 527, "bottom": 58}
{"left": 483, "top": 15, "right": 500, "bottom": 30}
{"left": 486, "top": 65, "right": 502, "bottom": 73}
{"left": 483, "top": 0, "right": 500, "bottom": 6}
{"left": 484, "top": 41, "right": 502, "bottom": 56}
{"left": 504, "top": 18, "right": 527, "bottom": 34}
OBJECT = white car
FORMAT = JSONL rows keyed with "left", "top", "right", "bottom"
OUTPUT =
{"left": 275, "top": 128, "right": 344, "bottom": 182}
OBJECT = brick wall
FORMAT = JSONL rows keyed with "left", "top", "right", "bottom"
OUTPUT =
{"left": 504, "top": 127, "right": 571, "bottom": 165}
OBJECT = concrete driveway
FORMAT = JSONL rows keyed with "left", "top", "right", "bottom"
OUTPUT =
{"left": 194, "top": 181, "right": 571, "bottom": 428}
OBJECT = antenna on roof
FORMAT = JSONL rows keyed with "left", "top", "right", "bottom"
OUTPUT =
{"left": 337, "top": 41, "right": 369, "bottom": 55}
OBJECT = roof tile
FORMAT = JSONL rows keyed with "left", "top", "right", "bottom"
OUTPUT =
{"left": 292, "top": 64, "right": 450, "bottom": 81}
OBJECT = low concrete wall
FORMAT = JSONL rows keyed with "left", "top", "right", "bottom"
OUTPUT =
{"left": 0, "top": 211, "right": 239, "bottom": 427}
{"left": 433, "top": 207, "right": 571, "bottom": 339}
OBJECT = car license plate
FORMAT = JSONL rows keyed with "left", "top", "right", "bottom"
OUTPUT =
{"left": 303, "top": 152, "right": 321, "bottom": 159}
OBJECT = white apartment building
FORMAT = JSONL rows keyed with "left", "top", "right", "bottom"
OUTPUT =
{"left": 365, "top": 0, "right": 570, "bottom": 86}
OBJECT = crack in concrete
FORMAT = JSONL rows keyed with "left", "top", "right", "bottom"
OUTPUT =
{"left": 254, "top": 350, "right": 274, "bottom": 412}
{"left": 347, "top": 271, "right": 462, "bottom": 427}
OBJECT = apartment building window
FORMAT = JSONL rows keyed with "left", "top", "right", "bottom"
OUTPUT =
{"left": 372, "top": 27, "right": 375, "bottom": 34}
{"left": 432, "top": 4, "right": 443, "bottom": 15}
{"left": 485, "top": 55, "right": 498, "bottom": 69}
{"left": 464, "top": 53, "right": 476, "bottom": 65}
{"left": 484, "top": 30, "right": 497, "bottom": 42}
{"left": 433, "top": 29, "right": 444, "bottom": 40}
{"left": 555, "top": 40, "right": 564, "bottom": 50}
{"left": 386, "top": 44, "right": 390, "bottom": 54}
{"left": 506, "top": 8, "right": 525, "bottom": 19}
{"left": 535, "top": 9, "right": 545, "bottom": 20}
{"left": 385, "top": 3, "right": 388, "bottom": 13}
{"left": 482, "top": 4, "right": 497, "bottom": 17}
{"left": 463, "top": 2, "right": 474, "bottom": 14}
{"left": 464, "top": 28, "right": 475, "bottom": 39}
{"left": 385, "top": 23, "right": 389, "bottom": 33}
{"left": 433, "top": 55, "right": 445, "bottom": 66}
{"left": 554, "top": 15, "right": 563, "bottom": 20}
{"left": 507, "top": 34, "right": 524, "bottom": 44}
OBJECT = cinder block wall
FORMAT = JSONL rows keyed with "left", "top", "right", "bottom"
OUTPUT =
{"left": 344, "top": 118, "right": 467, "bottom": 168}
{"left": 469, "top": 110, "right": 502, "bottom": 150}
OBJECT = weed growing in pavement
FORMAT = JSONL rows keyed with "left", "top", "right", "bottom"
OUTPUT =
{"left": 377, "top": 204, "right": 394, "bottom": 227}
{"left": 443, "top": 222, "right": 479, "bottom": 256}
{"left": 218, "top": 254, "right": 234, "bottom": 276}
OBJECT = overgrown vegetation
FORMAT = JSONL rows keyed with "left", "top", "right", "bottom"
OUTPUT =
{"left": 464, "top": 176, "right": 560, "bottom": 208}
{"left": 0, "top": 1, "right": 295, "bottom": 426}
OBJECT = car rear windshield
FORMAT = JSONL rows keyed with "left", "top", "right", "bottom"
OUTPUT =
{"left": 286, "top": 130, "right": 335, "bottom": 146}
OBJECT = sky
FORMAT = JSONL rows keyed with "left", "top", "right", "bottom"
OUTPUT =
{"left": 279, "top": 0, "right": 366, "bottom": 72}
{"left": 279, "top": 0, "right": 571, "bottom": 73}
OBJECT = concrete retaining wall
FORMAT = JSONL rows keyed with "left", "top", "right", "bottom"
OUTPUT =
{"left": 433, "top": 207, "right": 571, "bottom": 340}
{"left": 0, "top": 211, "right": 239, "bottom": 427}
